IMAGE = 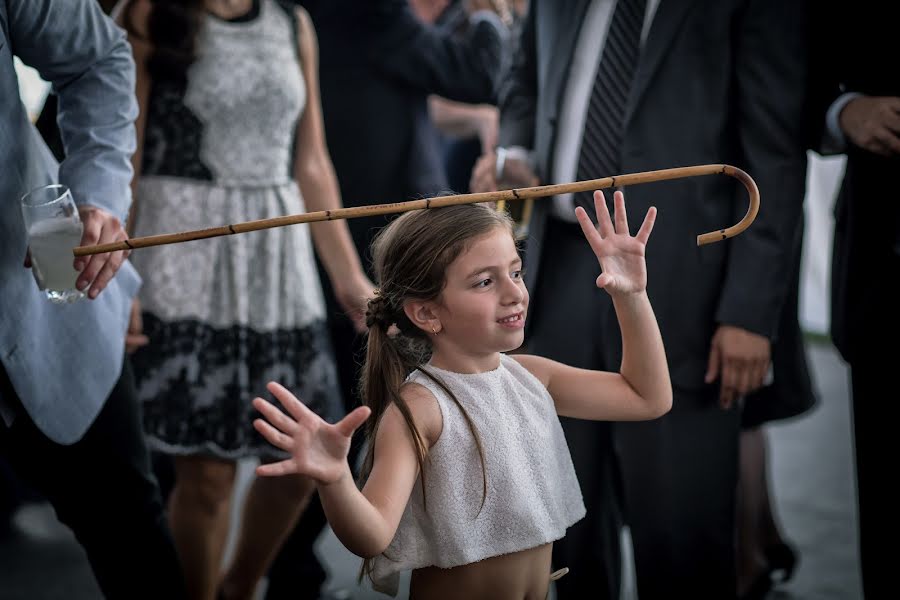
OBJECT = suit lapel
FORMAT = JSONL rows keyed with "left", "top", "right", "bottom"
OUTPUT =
{"left": 624, "top": 0, "right": 695, "bottom": 127}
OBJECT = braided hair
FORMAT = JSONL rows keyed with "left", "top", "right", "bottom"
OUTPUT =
{"left": 358, "top": 203, "right": 516, "bottom": 582}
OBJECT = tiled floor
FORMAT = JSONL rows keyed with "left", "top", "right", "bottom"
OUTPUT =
{"left": 0, "top": 340, "right": 862, "bottom": 599}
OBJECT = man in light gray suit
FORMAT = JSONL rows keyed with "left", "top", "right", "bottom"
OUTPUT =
{"left": 472, "top": 1, "right": 810, "bottom": 598}
{"left": 0, "top": 0, "right": 184, "bottom": 596}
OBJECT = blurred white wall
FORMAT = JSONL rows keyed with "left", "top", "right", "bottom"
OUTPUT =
{"left": 801, "top": 152, "right": 846, "bottom": 336}
{"left": 15, "top": 57, "right": 50, "bottom": 122}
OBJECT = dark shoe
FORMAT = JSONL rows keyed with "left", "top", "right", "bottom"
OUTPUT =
{"left": 738, "top": 571, "right": 773, "bottom": 600}
{"left": 765, "top": 542, "right": 798, "bottom": 583}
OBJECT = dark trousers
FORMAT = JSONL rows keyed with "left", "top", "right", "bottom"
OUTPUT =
{"left": 847, "top": 253, "right": 899, "bottom": 600}
{"left": 531, "top": 216, "right": 741, "bottom": 600}
{"left": 527, "top": 216, "right": 623, "bottom": 600}
{"left": 616, "top": 388, "right": 740, "bottom": 600}
{"left": 0, "top": 359, "right": 185, "bottom": 599}
{"left": 850, "top": 363, "right": 887, "bottom": 600}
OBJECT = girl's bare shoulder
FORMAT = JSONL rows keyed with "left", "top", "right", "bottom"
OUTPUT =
{"left": 385, "top": 381, "right": 443, "bottom": 447}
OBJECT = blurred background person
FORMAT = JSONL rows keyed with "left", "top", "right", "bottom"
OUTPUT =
{"left": 1, "top": 0, "right": 185, "bottom": 597}
{"left": 809, "top": 2, "right": 900, "bottom": 597}
{"left": 115, "top": 0, "right": 373, "bottom": 598}
{"left": 419, "top": 0, "right": 523, "bottom": 194}
{"left": 471, "top": 1, "right": 811, "bottom": 597}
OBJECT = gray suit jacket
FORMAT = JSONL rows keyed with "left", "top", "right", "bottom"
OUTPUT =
{"left": 1, "top": 0, "right": 140, "bottom": 443}
{"left": 500, "top": 0, "right": 809, "bottom": 390}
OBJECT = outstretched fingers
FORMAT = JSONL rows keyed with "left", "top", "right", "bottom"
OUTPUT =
{"left": 575, "top": 205, "right": 605, "bottom": 257}
{"left": 267, "top": 381, "right": 318, "bottom": 426}
{"left": 256, "top": 458, "right": 300, "bottom": 478}
{"left": 253, "top": 396, "right": 298, "bottom": 435}
{"left": 593, "top": 190, "right": 614, "bottom": 238}
{"left": 335, "top": 406, "right": 372, "bottom": 438}
{"left": 613, "top": 190, "right": 629, "bottom": 235}
{"left": 252, "top": 410, "right": 295, "bottom": 452}
{"left": 635, "top": 206, "right": 657, "bottom": 245}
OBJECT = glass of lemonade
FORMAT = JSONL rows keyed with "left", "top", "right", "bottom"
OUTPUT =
{"left": 20, "top": 184, "right": 86, "bottom": 304}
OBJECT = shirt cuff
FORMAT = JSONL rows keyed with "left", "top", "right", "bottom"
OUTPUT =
{"left": 495, "top": 145, "right": 535, "bottom": 180}
{"left": 822, "top": 92, "right": 863, "bottom": 154}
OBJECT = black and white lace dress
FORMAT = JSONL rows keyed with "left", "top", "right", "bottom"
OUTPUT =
{"left": 129, "top": 0, "right": 342, "bottom": 459}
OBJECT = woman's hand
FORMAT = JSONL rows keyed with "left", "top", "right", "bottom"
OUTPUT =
{"left": 705, "top": 325, "right": 772, "bottom": 409}
{"left": 575, "top": 190, "right": 656, "bottom": 296}
{"left": 253, "top": 382, "right": 371, "bottom": 484}
{"left": 334, "top": 273, "right": 376, "bottom": 333}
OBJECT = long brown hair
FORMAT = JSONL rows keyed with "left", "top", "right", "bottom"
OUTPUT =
{"left": 359, "top": 203, "right": 516, "bottom": 578}
{"left": 124, "top": 0, "right": 204, "bottom": 82}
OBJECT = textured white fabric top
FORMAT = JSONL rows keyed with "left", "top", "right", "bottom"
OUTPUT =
{"left": 372, "top": 354, "right": 586, "bottom": 596}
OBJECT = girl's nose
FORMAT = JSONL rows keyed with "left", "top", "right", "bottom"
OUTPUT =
{"left": 502, "top": 276, "right": 525, "bottom": 304}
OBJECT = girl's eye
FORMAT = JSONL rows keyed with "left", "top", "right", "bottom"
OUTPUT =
{"left": 511, "top": 270, "right": 523, "bottom": 280}
{"left": 475, "top": 278, "right": 492, "bottom": 288}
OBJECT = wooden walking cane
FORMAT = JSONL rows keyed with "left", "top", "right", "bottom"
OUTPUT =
{"left": 73, "top": 164, "right": 759, "bottom": 257}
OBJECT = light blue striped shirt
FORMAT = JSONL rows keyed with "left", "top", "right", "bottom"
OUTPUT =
{"left": 1, "top": 0, "right": 141, "bottom": 443}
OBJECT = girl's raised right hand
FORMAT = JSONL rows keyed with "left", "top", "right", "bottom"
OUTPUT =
{"left": 253, "top": 382, "right": 371, "bottom": 484}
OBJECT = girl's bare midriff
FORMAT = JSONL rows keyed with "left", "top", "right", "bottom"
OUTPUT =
{"left": 409, "top": 542, "right": 554, "bottom": 600}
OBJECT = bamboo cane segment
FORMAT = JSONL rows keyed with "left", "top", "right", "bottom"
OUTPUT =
{"left": 73, "top": 164, "right": 759, "bottom": 257}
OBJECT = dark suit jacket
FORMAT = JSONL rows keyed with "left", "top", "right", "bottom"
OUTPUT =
{"left": 301, "top": 0, "right": 506, "bottom": 266}
{"left": 811, "top": 5, "right": 900, "bottom": 364}
{"left": 500, "top": 0, "right": 811, "bottom": 393}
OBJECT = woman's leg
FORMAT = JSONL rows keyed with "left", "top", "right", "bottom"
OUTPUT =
{"left": 756, "top": 428, "right": 797, "bottom": 583}
{"left": 736, "top": 427, "right": 769, "bottom": 597}
{"left": 218, "top": 471, "right": 316, "bottom": 599}
{"left": 170, "top": 455, "right": 237, "bottom": 600}
{"left": 758, "top": 430, "right": 788, "bottom": 549}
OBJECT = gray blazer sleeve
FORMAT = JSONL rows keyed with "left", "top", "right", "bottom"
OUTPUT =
{"left": 7, "top": 0, "right": 137, "bottom": 222}
{"left": 714, "top": 0, "right": 809, "bottom": 339}
{"left": 497, "top": 2, "right": 537, "bottom": 152}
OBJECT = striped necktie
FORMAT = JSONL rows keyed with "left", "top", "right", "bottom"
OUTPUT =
{"left": 574, "top": 0, "right": 647, "bottom": 217}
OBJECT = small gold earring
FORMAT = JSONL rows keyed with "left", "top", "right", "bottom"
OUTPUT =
{"left": 431, "top": 323, "right": 439, "bottom": 335}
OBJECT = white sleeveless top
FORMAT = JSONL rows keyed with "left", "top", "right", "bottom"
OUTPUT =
{"left": 371, "top": 354, "right": 586, "bottom": 596}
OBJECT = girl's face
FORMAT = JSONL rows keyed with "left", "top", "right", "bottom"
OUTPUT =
{"left": 428, "top": 226, "right": 529, "bottom": 369}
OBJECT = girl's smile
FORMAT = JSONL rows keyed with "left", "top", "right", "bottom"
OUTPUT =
{"left": 419, "top": 226, "right": 529, "bottom": 373}
{"left": 497, "top": 311, "right": 526, "bottom": 328}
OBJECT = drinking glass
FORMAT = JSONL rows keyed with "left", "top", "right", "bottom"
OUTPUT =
{"left": 20, "top": 184, "right": 85, "bottom": 303}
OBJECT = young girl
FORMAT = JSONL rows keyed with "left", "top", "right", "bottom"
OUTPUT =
{"left": 253, "top": 191, "right": 672, "bottom": 599}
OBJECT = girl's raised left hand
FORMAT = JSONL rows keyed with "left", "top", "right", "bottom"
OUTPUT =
{"left": 575, "top": 190, "right": 656, "bottom": 296}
